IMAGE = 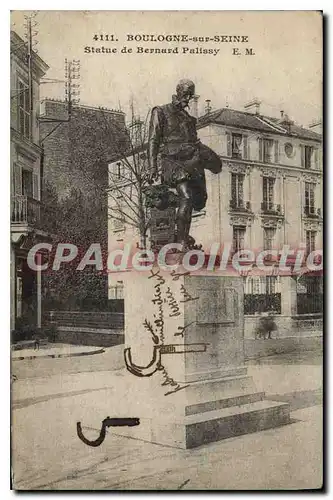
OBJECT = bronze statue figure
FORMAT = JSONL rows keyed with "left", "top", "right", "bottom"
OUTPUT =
{"left": 148, "top": 79, "right": 222, "bottom": 250}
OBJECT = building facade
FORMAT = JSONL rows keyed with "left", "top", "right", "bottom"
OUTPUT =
{"left": 193, "top": 101, "right": 323, "bottom": 337}
{"left": 40, "top": 99, "right": 127, "bottom": 310}
{"left": 10, "top": 31, "right": 49, "bottom": 331}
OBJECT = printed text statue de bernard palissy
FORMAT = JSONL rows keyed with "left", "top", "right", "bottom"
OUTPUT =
{"left": 148, "top": 79, "right": 222, "bottom": 250}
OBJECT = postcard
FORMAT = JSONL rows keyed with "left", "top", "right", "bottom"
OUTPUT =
{"left": 10, "top": 10, "right": 323, "bottom": 490}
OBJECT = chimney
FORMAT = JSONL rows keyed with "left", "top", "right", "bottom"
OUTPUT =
{"left": 189, "top": 94, "right": 200, "bottom": 118}
{"left": 308, "top": 119, "right": 322, "bottom": 135}
{"left": 279, "top": 112, "right": 294, "bottom": 133}
{"left": 205, "top": 99, "right": 212, "bottom": 114}
{"left": 244, "top": 98, "right": 261, "bottom": 115}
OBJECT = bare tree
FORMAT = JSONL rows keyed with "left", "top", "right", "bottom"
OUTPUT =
{"left": 53, "top": 101, "right": 166, "bottom": 250}
{"left": 100, "top": 107, "right": 158, "bottom": 250}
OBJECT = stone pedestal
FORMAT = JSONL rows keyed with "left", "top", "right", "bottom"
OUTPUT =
{"left": 115, "top": 265, "right": 290, "bottom": 449}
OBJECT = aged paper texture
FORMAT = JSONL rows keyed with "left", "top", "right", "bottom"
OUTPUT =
{"left": 10, "top": 10, "right": 323, "bottom": 490}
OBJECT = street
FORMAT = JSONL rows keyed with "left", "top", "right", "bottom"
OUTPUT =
{"left": 11, "top": 345, "right": 323, "bottom": 490}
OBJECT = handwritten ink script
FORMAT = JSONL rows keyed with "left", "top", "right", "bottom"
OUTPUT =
{"left": 165, "top": 286, "right": 181, "bottom": 317}
{"left": 124, "top": 268, "right": 208, "bottom": 396}
{"left": 174, "top": 321, "right": 195, "bottom": 338}
{"left": 180, "top": 284, "right": 199, "bottom": 303}
{"left": 77, "top": 417, "right": 140, "bottom": 447}
{"left": 148, "top": 269, "right": 189, "bottom": 395}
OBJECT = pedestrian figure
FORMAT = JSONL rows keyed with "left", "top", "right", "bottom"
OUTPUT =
{"left": 255, "top": 312, "right": 277, "bottom": 340}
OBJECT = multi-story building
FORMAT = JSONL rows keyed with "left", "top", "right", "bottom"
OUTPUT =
{"left": 10, "top": 31, "right": 49, "bottom": 331}
{"left": 108, "top": 99, "right": 323, "bottom": 337}
{"left": 194, "top": 99, "right": 322, "bottom": 336}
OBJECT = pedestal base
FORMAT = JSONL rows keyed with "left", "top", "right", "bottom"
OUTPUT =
{"left": 112, "top": 370, "right": 290, "bottom": 449}
{"left": 117, "top": 269, "right": 290, "bottom": 449}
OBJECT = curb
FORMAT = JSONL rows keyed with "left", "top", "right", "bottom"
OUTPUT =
{"left": 12, "top": 348, "right": 105, "bottom": 361}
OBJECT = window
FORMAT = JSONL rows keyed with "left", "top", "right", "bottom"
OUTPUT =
{"left": 22, "top": 169, "right": 33, "bottom": 197}
{"left": 266, "top": 276, "right": 278, "bottom": 294}
{"left": 305, "top": 146, "right": 313, "bottom": 169}
{"left": 233, "top": 226, "right": 245, "bottom": 253}
{"left": 259, "top": 138, "right": 279, "bottom": 164}
{"left": 263, "top": 227, "right": 276, "bottom": 251}
{"left": 227, "top": 133, "right": 249, "bottom": 159}
{"left": 116, "top": 162, "right": 122, "bottom": 179}
{"left": 18, "top": 79, "right": 31, "bottom": 139}
{"left": 301, "top": 145, "right": 313, "bottom": 169}
{"left": 304, "top": 182, "right": 315, "bottom": 215}
{"left": 306, "top": 230, "right": 316, "bottom": 254}
{"left": 285, "top": 142, "right": 294, "bottom": 158}
{"left": 262, "top": 177, "right": 275, "bottom": 210}
{"left": 251, "top": 277, "right": 262, "bottom": 294}
{"left": 263, "top": 139, "right": 273, "bottom": 163}
{"left": 231, "top": 173, "right": 244, "bottom": 208}
{"left": 109, "top": 283, "right": 124, "bottom": 299}
{"left": 232, "top": 133, "right": 243, "bottom": 158}
{"left": 246, "top": 276, "right": 280, "bottom": 295}
{"left": 244, "top": 276, "right": 281, "bottom": 315}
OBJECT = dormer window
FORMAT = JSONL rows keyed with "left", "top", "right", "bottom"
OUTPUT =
{"left": 301, "top": 145, "right": 313, "bottom": 169}
{"left": 263, "top": 139, "right": 273, "bottom": 163}
{"left": 232, "top": 133, "right": 243, "bottom": 158}
{"left": 226, "top": 132, "right": 249, "bottom": 160}
{"left": 258, "top": 137, "right": 275, "bottom": 163}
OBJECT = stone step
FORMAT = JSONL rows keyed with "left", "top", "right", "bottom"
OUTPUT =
{"left": 185, "top": 375, "right": 257, "bottom": 404}
{"left": 185, "top": 391, "right": 265, "bottom": 416}
{"left": 111, "top": 398, "right": 290, "bottom": 450}
{"left": 184, "top": 399, "right": 290, "bottom": 448}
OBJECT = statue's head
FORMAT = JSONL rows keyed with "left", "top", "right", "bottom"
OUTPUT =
{"left": 174, "top": 79, "right": 195, "bottom": 108}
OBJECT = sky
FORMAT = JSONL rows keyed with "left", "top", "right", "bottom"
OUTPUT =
{"left": 10, "top": 10, "right": 322, "bottom": 127}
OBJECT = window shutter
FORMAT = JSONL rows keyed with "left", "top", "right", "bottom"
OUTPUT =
{"left": 226, "top": 132, "right": 232, "bottom": 157}
{"left": 231, "top": 173, "right": 236, "bottom": 201}
{"left": 13, "top": 163, "right": 22, "bottom": 195}
{"left": 239, "top": 174, "right": 244, "bottom": 204}
{"left": 263, "top": 177, "right": 267, "bottom": 204}
{"left": 274, "top": 140, "right": 279, "bottom": 163}
{"left": 300, "top": 145, "right": 305, "bottom": 167}
{"left": 314, "top": 148, "right": 319, "bottom": 169}
{"left": 258, "top": 137, "right": 263, "bottom": 162}
{"left": 11, "top": 93, "right": 17, "bottom": 128}
{"left": 243, "top": 135, "right": 248, "bottom": 159}
{"left": 304, "top": 183, "right": 309, "bottom": 208}
{"left": 32, "top": 172, "right": 39, "bottom": 200}
{"left": 310, "top": 184, "right": 315, "bottom": 210}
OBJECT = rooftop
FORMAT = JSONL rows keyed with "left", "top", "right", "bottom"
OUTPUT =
{"left": 10, "top": 31, "right": 49, "bottom": 76}
{"left": 41, "top": 98, "right": 125, "bottom": 116}
{"left": 197, "top": 107, "right": 321, "bottom": 142}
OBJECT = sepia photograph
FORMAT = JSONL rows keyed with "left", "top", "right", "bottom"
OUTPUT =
{"left": 10, "top": 10, "right": 323, "bottom": 491}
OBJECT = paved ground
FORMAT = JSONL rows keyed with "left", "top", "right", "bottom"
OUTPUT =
{"left": 11, "top": 346, "right": 323, "bottom": 491}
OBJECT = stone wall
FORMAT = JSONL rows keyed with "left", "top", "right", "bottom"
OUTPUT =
{"left": 244, "top": 314, "right": 323, "bottom": 339}
{"left": 56, "top": 328, "right": 124, "bottom": 347}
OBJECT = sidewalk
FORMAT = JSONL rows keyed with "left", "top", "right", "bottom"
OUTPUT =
{"left": 12, "top": 343, "right": 105, "bottom": 361}
{"left": 11, "top": 362, "right": 323, "bottom": 490}
{"left": 11, "top": 346, "right": 323, "bottom": 490}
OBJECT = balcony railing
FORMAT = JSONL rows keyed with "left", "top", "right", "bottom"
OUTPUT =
{"left": 11, "top": 195, "right": 41, "bottom": 227}
{"left": 261, "top": 202, "right": 283, "bottom": 215}
{"left": 229, "top": 200, "right": 252, "bottom": 212}
{"left": 304, "top": 206, "right": 321, "bottom": 218}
